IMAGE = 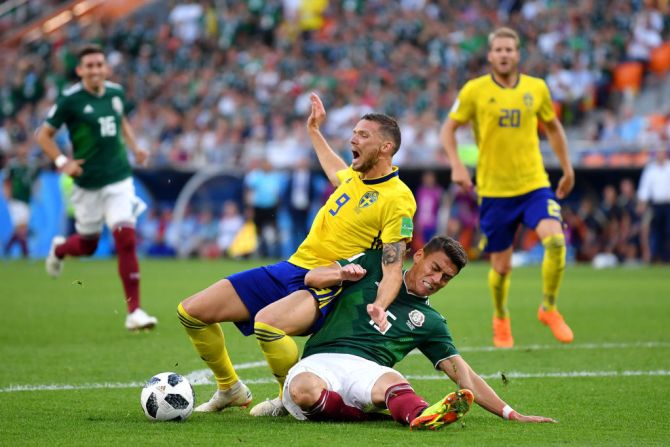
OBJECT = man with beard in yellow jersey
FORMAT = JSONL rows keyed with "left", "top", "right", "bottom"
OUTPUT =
{"left": 177, "top": 93, "right": 416, "bottom": 416}
{"left": 441, "top": 27, "right": 575, "bottom": 348}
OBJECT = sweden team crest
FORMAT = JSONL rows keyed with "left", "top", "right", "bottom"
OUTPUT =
{"left": 523, "top": 93, "right": 533, "bottom": 110}
{"left": 358, "top": 191, "right": 379, "bottom": 209}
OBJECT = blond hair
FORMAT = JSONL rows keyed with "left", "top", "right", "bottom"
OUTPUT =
{"left": 488, "top": 27, "right": 520, "bottom": 49}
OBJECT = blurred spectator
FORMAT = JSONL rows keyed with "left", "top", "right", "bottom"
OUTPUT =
{"left": 217, "top": 200, "right": 244, "bottom": 256}
{"left": 285, "top": 158, "right": 321, "bottom": 253}
{"left": 143, "top": 206, "right": 177, "bottom": 257}
{"left": 2, "top": 140, "right": 39, "bottom": 257}
{"left": 637, "top": 150, "right": 670, "bottom": 262}
{"left": 244, "top": 159, "right": 283, "bottom": 258}
{"left": 3, "top": 0, "right": 666, "bottom": 171}
{"left": 195, "top": 208, "right": 220, "bottom": 259}
{"left": 598, "top": 184, "right": 622, "bottom": 254}
{"left": 617, "top": 178, "right": 643, "bottom": 263}
{"left": 414, "top": 171, "right": 444, "bottom": 247}
{"left": 444, "top": 183, "right": 479, "bottom": 256}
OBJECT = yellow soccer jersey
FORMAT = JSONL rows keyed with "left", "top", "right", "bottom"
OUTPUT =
{"left": 288, "top": 166, "right": 416, "bottom": 270}
{"left": 449, "top": 73, "right": 556, "bottom": 197}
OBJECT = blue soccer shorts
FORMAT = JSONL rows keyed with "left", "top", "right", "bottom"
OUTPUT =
{"left": 479, "top": 187, "right": 562, "bottom": 253}
{"left": 228, "top": 261, "right": 341, "bottom": 336}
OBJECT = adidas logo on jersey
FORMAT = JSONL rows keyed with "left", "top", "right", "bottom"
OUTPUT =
{"left": 83, "top": 104, "right": 94, "bottom": 113}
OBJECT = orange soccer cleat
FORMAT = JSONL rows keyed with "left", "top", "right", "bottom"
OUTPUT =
{"left": 493, "top": 316, "right": 514, "bottom": 348}
{"left": 538, "top": 306, "right": 574, "bottom": 343}
{"left": 410, "top": 389, "right": 474, "bottom": 431}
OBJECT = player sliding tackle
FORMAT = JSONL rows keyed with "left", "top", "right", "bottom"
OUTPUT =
{"left": 282, "top": 236, "right": 556, "bottom": 428}
{"left": 178, "top": 92, "right": 416, "bottom": 416}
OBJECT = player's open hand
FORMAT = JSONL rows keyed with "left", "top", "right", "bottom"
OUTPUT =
{"left": 555, "top": 169, "right": 574, "bottom": 199}
{"left": 307, "top": 92, "right": 326, "bottom": 131}
{"left": 134, "top": 149, "right": 149, "bottom": 167}
{"left": 508, "top": 411, "right": 557, "bottom": 423}
{"left": 340, "top": 264, "right": 366, "bottom": 283}
{"left": 62, "top": 158, "right": 85, "bottom": 177}
{"left": 451, "top": 163, "right": 473, "bottom": 191}
{"left": 367, "top": 303, "right": 388, "bottom": 332}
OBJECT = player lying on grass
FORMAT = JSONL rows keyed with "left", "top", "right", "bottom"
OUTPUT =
{"left": 178, "top": 93, "right": 415, "bottom": 416}
{"left": 281, "top": 236, "right": 556, "bottom": 429}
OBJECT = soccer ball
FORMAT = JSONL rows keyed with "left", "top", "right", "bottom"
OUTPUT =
{"left": 140, "top": 372, "right": 195, "bottom": 421}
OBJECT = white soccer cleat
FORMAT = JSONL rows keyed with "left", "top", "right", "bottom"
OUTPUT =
{"left": 249, "top": 396, "right": 288, "bottom": 417}
{"left": 195, "top": 381, "right": 253, "bottom": 412}
{"left": 125, "top": 308, "right": 158, "bottom": 331}
{"left": 45, "top": 235, "right": 66, "bottom": 278}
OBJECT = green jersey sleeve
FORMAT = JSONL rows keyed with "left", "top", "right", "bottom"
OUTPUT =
{"left": 45, "top": 96, "right": 70, "bottom": 129}
{"left": 417, "top": 316, "right": 459, "bottom": 369}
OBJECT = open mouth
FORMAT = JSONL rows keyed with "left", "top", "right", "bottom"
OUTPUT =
{"left": 352, "top": 149, "right": 360, "bottom": 162}
{"left": 422, "top": 280, "right": 434, "bottom": 291}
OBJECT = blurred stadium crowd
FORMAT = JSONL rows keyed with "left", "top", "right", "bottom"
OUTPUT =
{"left": 1, "top": 0, "right": 670, "bottom": 264}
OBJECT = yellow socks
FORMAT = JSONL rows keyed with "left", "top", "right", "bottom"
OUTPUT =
{"left": 541, "top": 234, "right": 566, "bottom": 311}
{"left": 488, "top": 268, "right": 511, "bottom": 318}
{"left": 254, "top": 321, "right": 298, "bottom": 396}
{"left": 177, "top": 303, "right": 238, "bottom": 390}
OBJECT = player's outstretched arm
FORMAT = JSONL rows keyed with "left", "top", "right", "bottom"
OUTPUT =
{"left": 439, "top": 355, "right": 557, "bottom": 423}
{"left": 543, "top": 118, "right": 574, "bottom": 200}
{"left": 35, "top": 124, "right": 84, "bottom": 177}
{"left": 305, "top": 262, "right": 367, "bottom": 289}
{"left": 306, "top": 92, "right": 347, "bottom": 186}
{"left": 440, "top": 117, "right": 472, "bottom": 191}
{"left": 367, "top": 241, "right": 405, "bottom": 331}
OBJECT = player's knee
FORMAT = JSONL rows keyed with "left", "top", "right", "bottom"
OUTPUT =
{"left": 289, "top": 373, "right": 323, "bottom": 409}
{"left": 79, "top": 236, "right": 99, "bottom": 256}
{"left": 492, "top": 263, "right": 512, "bottom": 276}
{"left": 113, "top": 226, "right": 136, "bottom": 252}
{"left": 254, "top": 307, "right": 282, "bottom": 328}
{"left": 542, "top": 233, "right": 566, "bottom": 250}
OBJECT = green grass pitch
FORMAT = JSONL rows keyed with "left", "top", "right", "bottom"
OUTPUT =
{"left": 1, "top": 258, "right": 669, "bottom": 446}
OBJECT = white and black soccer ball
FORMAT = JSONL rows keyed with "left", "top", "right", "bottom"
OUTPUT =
{"left": 140, "top": 372, "right": 195, "bottom": 421}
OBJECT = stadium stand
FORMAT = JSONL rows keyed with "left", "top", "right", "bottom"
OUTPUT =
{"left": 0, "top": 0, "right": 669, "bottom": 263}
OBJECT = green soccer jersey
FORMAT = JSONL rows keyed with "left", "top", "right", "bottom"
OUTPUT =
{"left": 45, "top": 81, "right": 132, "bottom": 189}
{"left": 4, "top": 161, "right": 39, "bottom": 203}
{"left": 303, "top": 250, "right": 459, "bottom": 369}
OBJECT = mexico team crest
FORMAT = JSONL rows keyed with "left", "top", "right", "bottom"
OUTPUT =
{"left": 408, "top": 310, "right": 425, "bottom": 328}
{"left": 358, "top": 191, "right": 379, "bottom": 209}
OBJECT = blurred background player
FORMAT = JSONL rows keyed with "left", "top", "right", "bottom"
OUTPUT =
{"left": 283, "top": 236, "right": 555, "bottom": 427}
{"left": 177, "top": 93, "right": 415, "bottom": 416}
{"left": 35, "top": 44, "right": 157, "bottom": 331}
{"left": 3, "top": 139, "right": 39, "bottom": 258}
{"left": 441, "top": 27, "right": 575, "bottom": 348}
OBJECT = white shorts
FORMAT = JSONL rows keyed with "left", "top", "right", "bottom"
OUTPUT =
{"left": 282, "top": 353, "right": 397, "bottom": 421}
{"left": 7, "top": 200, "right": 30, "bottom": 227}
{"left": 71, "top": 177, "right": 146, "bottom": 235}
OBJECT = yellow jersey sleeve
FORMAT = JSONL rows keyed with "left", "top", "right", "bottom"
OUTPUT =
{"left": 449, "top": 81, "right": 475, "bottom": 123}
{"left": 380, "top": 190, "right": 416, "bottom": 244}
{"left": 537, "top": 80, "right": 556, "bottom": 122}
{"left": 335, "top": 166, "right": 351, "bottom": 184}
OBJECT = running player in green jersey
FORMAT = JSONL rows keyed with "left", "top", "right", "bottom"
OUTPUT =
{"left": 36, "top": 44, "right": 157, "bottom": 331}
{"left": 283, "top": 236, "right": 555, "bottom": 429}
{"left": 441, "top": 27, "right": 575, "bottom": 348}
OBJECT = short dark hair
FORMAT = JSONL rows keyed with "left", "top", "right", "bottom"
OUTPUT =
{"left": 78, "top": 44, "right": 105, "bottom": 62}
{"left": 360, "top": 113, "right": 401, "bottom": 155}
{"left": 423, "top": 236, "right": 468, "bottom": 273}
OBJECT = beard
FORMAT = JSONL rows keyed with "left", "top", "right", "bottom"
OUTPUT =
{"left": 352, "top": 150, "right": 380, "bottom": 174}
